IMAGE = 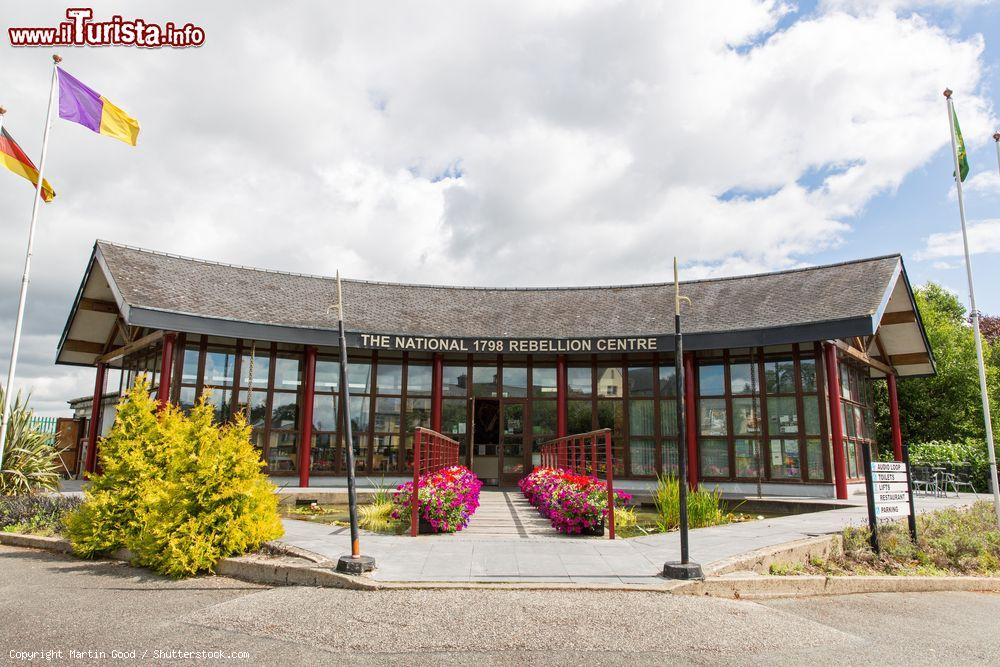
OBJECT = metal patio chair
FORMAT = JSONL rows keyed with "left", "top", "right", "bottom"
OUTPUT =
{"left": 910, "top": 465, "right": 937, "bottom": 496}
{"left": 944, "top": 463, "right": 977, "bottom": 496}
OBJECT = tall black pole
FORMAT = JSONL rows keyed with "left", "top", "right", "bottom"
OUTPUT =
{"left": 334, "top": 272, "right": 375, "bottom": 574}
{"left": 900, "top": 440, "right": 918, "bottom": 543}
{"left": 675, "top": 314, "right": 689, "bottom": 564}
{"left": 663, "top": 257, "right": 703, "bottom": 580}
{"left": 861, "top": 441, "right": 880, "bottom": 555}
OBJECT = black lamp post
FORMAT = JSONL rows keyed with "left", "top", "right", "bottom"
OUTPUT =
{"left": 663, "top": 257, "right": 704, "bottom": 581}
{"left": 333, "top": 271, "right": 376, "bottom": 575}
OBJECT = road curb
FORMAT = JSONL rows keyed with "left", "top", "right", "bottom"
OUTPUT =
{"left": 0, "top": 532, "right": 74, "bottom": 554}
{"left": 705, "top": 534, "right": 841, "bottom": 576}
{"left": 673, "top": 574, "right": 1000, "bottom": 599}
{"left": 0, "top": 531, "right": 377, "bottom": 590}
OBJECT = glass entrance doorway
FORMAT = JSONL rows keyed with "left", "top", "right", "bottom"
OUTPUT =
{"left": 471, "top": 398, "right": 527, "bottom": 486}
{"left": 501, "top": 401, "right": 525, "bottom": 485}
{"left": 471, "top": 398, "right": 500, "bottom": 485}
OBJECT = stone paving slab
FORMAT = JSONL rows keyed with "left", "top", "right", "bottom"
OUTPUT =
{"left": 276, "top": 490, "right": 978, "bottom": 585}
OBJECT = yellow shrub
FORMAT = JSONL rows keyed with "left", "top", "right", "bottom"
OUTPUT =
{"left": 65, "top": 378, "right": 167, "bottom": 557}
{"left": 130, "top": 400, "right": 283, "bottom": 577}
{"left": 67, "top": 381, "right": 283, "bottom": 577}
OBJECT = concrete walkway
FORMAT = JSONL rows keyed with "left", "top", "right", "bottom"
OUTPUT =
{"left": 277, "top": 490, "right": 978, "bottom": 585}
{"left": 455, "top": 490, "right": 557, "bottom": 539}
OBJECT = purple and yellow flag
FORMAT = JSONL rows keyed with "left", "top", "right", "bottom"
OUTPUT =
{"left": 56, "top": 68, "right": 139, "bottom": 146}
{"left": 0, "top": 127, "right": 55, "bottom": 201}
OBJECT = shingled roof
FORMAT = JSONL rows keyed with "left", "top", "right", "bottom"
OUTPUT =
{"left": 56, "top": 241, "right": 935, "bottom": 376}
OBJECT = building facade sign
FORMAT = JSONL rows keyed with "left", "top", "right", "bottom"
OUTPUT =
{"left": 349, "top": 332, "right": 663, "bottom": 354}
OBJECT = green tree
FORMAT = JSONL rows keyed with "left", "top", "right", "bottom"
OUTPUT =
{"left": 877, "top": 283, "right": 1000, "bottom": 449}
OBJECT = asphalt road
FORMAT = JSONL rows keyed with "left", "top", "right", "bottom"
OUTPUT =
{"left": 2, "top": 545, "right": 999, "bottom": 666}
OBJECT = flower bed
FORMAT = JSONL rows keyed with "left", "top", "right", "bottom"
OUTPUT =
{"left": 391, "top": 465, "right": 482, "bottom": 533}
{"left": 519, "top": 466, "right": 631, "bottom": 535}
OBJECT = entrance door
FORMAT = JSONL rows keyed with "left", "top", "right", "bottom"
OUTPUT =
{"left": 500, "top": 401, "right": 526, "bottom": 486}
{"left": 471, "top": 398, "right": 501, "bottom": 485}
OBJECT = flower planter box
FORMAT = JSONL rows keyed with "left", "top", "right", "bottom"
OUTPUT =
{"left": 578, "top": 520, "right": 604, "bottom": 537}
{"left": 418, "top": 517, "right": 436, "bottom": 534}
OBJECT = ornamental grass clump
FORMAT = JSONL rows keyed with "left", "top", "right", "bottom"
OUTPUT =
{"left": 651, "top": 474, "right": 730, "bottom": 531}
{"left": 0, "top": 389, "right": 64, "bottom": 496}
{"left": 391, "top": 465, "right": 482, "bottom": 533}
{"left": 66, "top": 378, "right": 283, "bottom": 577}
{"left": 518, "top": 466, "right": 632, "bottom": 535}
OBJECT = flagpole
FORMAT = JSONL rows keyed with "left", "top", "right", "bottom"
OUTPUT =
{"left": 944, "top": 89, "right": 1000, "bottom": 527}
{"left": 0, "top": 55, "right": 59, "bottom": 469}
{"left": 993, "top": 132, "right": 1000, "bottom": 175}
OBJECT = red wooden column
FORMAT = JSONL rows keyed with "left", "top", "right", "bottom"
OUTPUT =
{"left": 823, "top": 342, "right": 849, "bottom": 500}
{"left": 431, "top": 353, "right": 443, "bottom": 432}
{"left": 298, "top": 346, "right": 317, "bottom": 488}
{"left": 887, "top": 372, "right": 904, "bottom": 462}
{"left": 683, "top": 352, "right": 698, "bottom": 490}
{"left": 556, "top": 354, "right": 567, "bottom": 438}
{"left": 155, "top": 332, "right": 176, "bottom": 407}
{"left": 83, "top": 362, "right": 107, "bottom": 477}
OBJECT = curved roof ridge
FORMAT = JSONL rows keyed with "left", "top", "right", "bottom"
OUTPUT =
{"left": 96, "top": 239, "right": 901, "bottom": 293}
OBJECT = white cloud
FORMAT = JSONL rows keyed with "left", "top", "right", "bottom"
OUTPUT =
{"left": 0, "top": 1, "right": 993, "bottom": 413}
{"left": 917, "top": 218, "right": 1000, "bottom": 259}
{"left": 822, "top": 0, "right": 991, "bottom": 13}
{"left": 958, "top": 169, "right": 1000, "bottom": 198}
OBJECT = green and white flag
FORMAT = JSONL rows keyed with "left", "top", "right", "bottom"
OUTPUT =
{"left": 953, "top": 108, "right": 970, "bottom": 182}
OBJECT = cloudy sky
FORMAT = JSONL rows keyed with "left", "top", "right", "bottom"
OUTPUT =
{"left": 1, "top": 0, "right": 999, "bottom": 415}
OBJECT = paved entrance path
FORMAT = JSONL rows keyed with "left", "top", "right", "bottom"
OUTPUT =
{"left": 456, "top": 490, "right": 555, "bottom": 539}
{"left": 278, "top": 490, "right": 977, "bottom": 585}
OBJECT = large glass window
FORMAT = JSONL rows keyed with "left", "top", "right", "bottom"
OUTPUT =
{"left": 443, "top": 364, "right": 467, "bottom": 397}
{"left": 700, "top": 439, "right": 729, "bottom": 478}
{"left": 567, "top": 400, "right": 593, "bottom": 434}
{"left": 699, "top": 399, "right": 728, "bottom": 436}
{"left": 839, "top": 357, "right": 875, "bottom": 481}
{"left": 698, "top": 364, "right": 725, "bottom": 396}
{"left": 347, "top": 361, "right": 372, "bottom": 473}
{"left": 769, "top": 438, "right": 800, "bottom": 479}
{"left": 659, "top": 363, "right": 678, "bottom": 475}
{"left": 597, "top": 398, "right": 625, "bottom": 475}
{"left": 237, "top": 345, "right": 269, "bottom": 438}
{"left": 765, "top": 359, "right": 796, "bottom": 394}
{"left": 596, "top": 367, "right": 623, "bottom": 398}
{"left": 502, "top": 366, "right": 528, "bottom": 398}
{"left": 202, "top": 347, "right": 235, "bottom": 423}
{"left": 734, "top": 439, "right": 760, "bottom": 478}
{"left": 472, "top": 365, "right": 498, "bottom": 397}
{"left": 567, "top": 367, "right": 592, "bottom": 397}
{"left": 371, "top": 360, "right": 402, "bottom": 473}
{"left": 311, "top": 358, "right": 339, "bottom": 473}
{"left": 532, "top": 366, "right": 557, "bottom": 398}
{"left": 267, "top": 354, "right": 301, "bottom": 474}
{"left": 692, "top": 348, "right": 823, "bottom": 484}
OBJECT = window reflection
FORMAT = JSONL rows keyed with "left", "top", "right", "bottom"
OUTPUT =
{"left": 698, "top": 364, "right": 725, "bottom": 396}
{"left": 567, "top": 367, "right": 592, "bottom": 397}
